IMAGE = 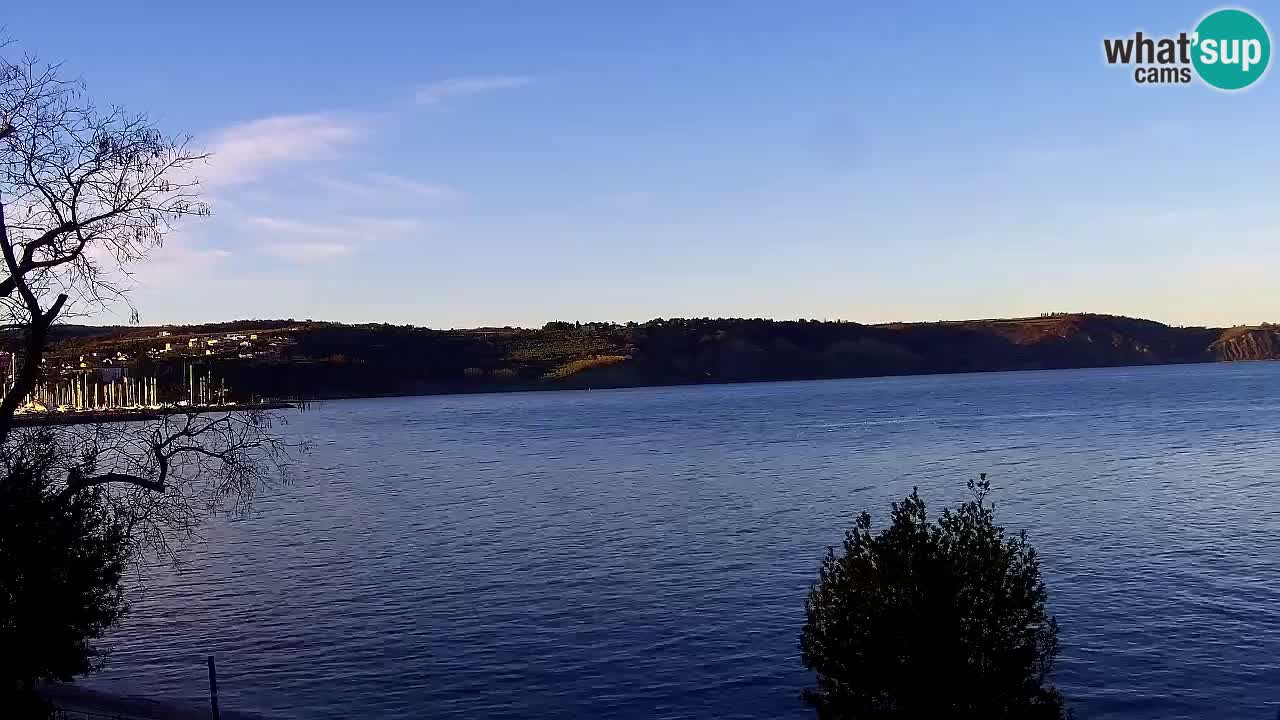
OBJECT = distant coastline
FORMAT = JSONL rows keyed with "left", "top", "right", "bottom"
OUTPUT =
{"left": 28, "top": 313, "right": 1280, "bottom": 404}
{"left": 240, "top": 358, "right": 1280, "bottom": 406}
{"left": 12, "top": 401, "right": 295, "bottom": 427}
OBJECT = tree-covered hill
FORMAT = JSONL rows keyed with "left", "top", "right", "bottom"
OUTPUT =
{"left": 30, "top": 313, "right": 1280, "bottom": 400}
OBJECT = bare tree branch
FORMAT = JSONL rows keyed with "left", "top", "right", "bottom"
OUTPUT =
{"left": 0, "top": 53, "right": 209, "bottom": 443}
{"left": 0, "top": 46, "right": 299, "bottom": 569}
{"left": 63, "top": 470, "right": 164, "bottom": 496}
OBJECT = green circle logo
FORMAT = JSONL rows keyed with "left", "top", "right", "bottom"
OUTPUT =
{"left": 1193, "top": 9, "right": 1271, "bottom": 90}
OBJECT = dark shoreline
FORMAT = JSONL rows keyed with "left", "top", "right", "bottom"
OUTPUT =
{"left": 285, "top": 357, "right": 1276, "bottom": 404}
{"left": 22, "top": 359, "right": 1275, "bottom": 423}
{"left": 12, "top": 401, "right": 295, "bottom": 427}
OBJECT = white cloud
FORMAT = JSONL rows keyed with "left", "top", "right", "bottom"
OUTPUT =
{"left": 315, "top": 173, "right": 462, "bottom": 201}
{"left": 244, "top": 215, "right": 427, "bottom": 236}
{"left": 147, "top": 101, "right": 459, "bottom": 278}
{"left": 133, "top": 232, "right": 233, "bottom": 289}
{"left": 415, "top": 76, "right": 532, "bottom": 105}
{"left": 243, "top": 215, "right": 428, "bottom": 263}
{"left": 262, "top": 242, "right": 354, "bottom": 262}
{"left": 368, "top": 173, "right": 460, "bottom": 199}
{"left": 243, "top": 216, "right": 336, "bottom": 236}
{"left": 196, "top": 113, "right": 368, "bottom": 188}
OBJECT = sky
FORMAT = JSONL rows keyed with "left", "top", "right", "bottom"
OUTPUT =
{"left": 2, "top": 1, "right": 1278, "bottom": 329}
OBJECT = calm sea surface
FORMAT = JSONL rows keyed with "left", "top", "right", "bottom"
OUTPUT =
{"left": 84, "top": 363, "right": 1280, "bottom": 719}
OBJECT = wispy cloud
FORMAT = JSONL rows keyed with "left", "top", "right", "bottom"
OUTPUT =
{"left": 245, "top": 215, "right": 427, "bottom": 236}
{"left": 261, "top": 242, "right": 355, "bottom": 262}
{"left": 369, "top": 173, "right": 461, "bottom": 199}
{"left": 132, "top": 229, "right": 233, "bottom": 288}
{"left": 315, "top": 173, "right": 462, "bottom": 201}
{"left": 196, "top": 113, "right": 368, "bottom": 188}
{"left": 243, "top": 215, "right": 428, "bottom": 263}
{"left": 415, "top": 76, "right": 532, "bottom": 105}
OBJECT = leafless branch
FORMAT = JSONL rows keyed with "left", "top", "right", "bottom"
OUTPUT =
{"left": 28, "top": 407, "right": 305, "bottom": 564}
{"left": 0, "top": 52, "right": 208, "bottom": 443}
{"left": 0, "top": 44, "right": 300, "bottom": 569}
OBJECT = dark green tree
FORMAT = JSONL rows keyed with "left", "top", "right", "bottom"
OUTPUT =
{"left": 800, "top": 475, "right": 1067, "bottom": 719}
{"left": 0, "top": 432, "right": 128, "bottom": 716}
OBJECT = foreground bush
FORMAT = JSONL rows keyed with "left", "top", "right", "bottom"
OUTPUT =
{"left": 800, "top": 475, "right": 1067, "bottom": 719}
{"left": 0, "top": 437, "right": 129, "bottom": 716}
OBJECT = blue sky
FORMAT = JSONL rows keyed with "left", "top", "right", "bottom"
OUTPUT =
{"left": 3, "top": 1, "right": 1278, "bottom": 328}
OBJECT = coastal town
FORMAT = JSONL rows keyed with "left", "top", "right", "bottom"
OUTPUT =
{"left": 5, "top": 325, "right": 303, "bottom": 420}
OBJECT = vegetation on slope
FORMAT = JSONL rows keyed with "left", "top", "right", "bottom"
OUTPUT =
{"left": 28, "top": 313, "right": 1280, "bottom": 401}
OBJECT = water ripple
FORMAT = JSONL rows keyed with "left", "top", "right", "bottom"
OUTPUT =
{"left": 82, "top": 362, "right": 1280, "bottom": 719}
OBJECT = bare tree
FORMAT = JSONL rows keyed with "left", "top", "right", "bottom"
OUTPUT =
{"left": 0, "top": 43, "right": 302, "bottom": 709}
{"left": 47, "top": 409, "right": 293, "bottom": 562}
{"left": 0, "top": 49, "right": 298, "bottom": 560}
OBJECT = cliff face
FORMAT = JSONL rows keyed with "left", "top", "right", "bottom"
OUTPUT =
{"left": 1210, "top": 328, "right": 1280, "bottom": 361}
{"left": 39, "top": 314, "right": 1280, "bottom": 400}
